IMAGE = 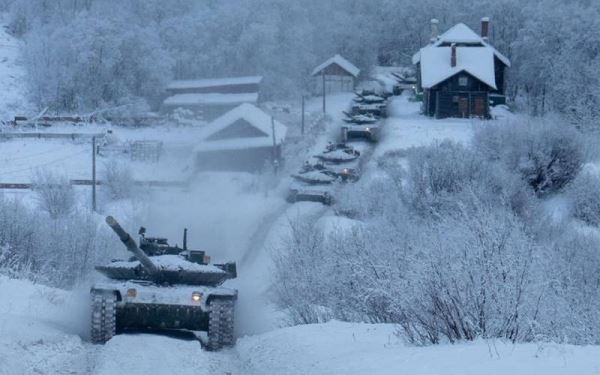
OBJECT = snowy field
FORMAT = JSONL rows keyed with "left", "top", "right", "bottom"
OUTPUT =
{"left": 1, "top": 84, "right": 598, "bottom": 374}
{"left": 3, "top": 275, "right": 600, "bottom": 375}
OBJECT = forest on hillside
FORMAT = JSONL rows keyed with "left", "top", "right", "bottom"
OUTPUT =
{"left": 1, "top": 0, "right": 599, "bottom": 127}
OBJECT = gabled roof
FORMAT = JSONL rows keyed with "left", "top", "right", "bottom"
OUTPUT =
{"left": 412, "top": 23, "right": 511, "bottom": 68}
{"left": 419, "top": 46, "right": 497, "bottom": 89}
{"left": 311, "top": 54, "right": 360, "bottom": 77}
{"left": 163, "top": 93, "right": 258, "bottom": 107}
{"left": 194, "top": 103, "right": 287, "bottom": 152}
{"left": 436, "top": 23, "right": 484, "bottom": 45}
{"left": 166, "top": 76, "right": 263, "bottom": 91}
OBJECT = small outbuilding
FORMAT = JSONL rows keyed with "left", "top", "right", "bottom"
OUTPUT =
{"left": 162, "top": 76, "right": 263, "bottom": 121}
{"left": 311, "top": 54, "right": 360, "bottom": 94}
{"left": 412, "top": 18, "right": 511, "bottom": 119}
{"left": 194, "top": 103, "right": 287, "bottom": 172}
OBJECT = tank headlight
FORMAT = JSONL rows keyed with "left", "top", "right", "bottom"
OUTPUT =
{"left": 192, "top": 292, "right": 202, "bottom": 302}
{"left": 342, "top": 168, "right": 349, "bottom": 174}
{"left": 365, "top": 127, "right": 371, "bottom": 131}
{"left": 127, "top": 288, "right": 137, "bottom": 298}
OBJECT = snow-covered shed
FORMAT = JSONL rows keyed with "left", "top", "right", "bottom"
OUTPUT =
{"left": 162, "top": 76, "right": 263, "bottom": 121}
{"left": 311, "top": 54, "right": 360, "bottom": 94}
{"left": 193, "top": 103, "right": 287, "bottom": 171}
{"left": 412, "top": 18, "right": 511, "bottom": 119}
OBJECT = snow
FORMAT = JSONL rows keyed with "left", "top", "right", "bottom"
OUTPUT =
{"left": 311, "top": 54, "right": 360, "bottom": 77}
{"left": 3, "top": 86, "right": 600, "bottom": 374}
{"left": 317, "top": 149, "right": 360, "bottom": 162}
{"left": 237, "top": 321, "right": 600, "bottom": 375}
{"left": 4, "top": 275, "right": 600, "bottom": 375}
{"left": 437, "top": 22, "right": 485, "bottom": 45}
{"left": 163, "top": 92, "right": 259, "bottom": 106}
{"left": 0, "top": 18, "right": 33, "bottom": 120}
{"left": 93, "top": 335, "right": 237, "bottom": 375}
{"left": 374, "top": 93, "right": 475, "bottom": 158}
{"left": 166, "top": 76, "right": 263, "bottom": 91}
{"left": 293, "top": 170, "right": 336, "bottom": 183}
{"left": 419, "top": 46, "right": 497, "bottom": 89}
{"left": 107, "top": 255, "right": 225, "bottom": 273}
{"left": 194, "top": 103, "right": 287, "bottom": 151}
{"left": 412, "top": 22, "right": 511, "bottom": 68}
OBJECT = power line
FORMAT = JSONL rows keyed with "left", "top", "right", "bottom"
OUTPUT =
{"left": 0, "top": 149, "right": 88, "bottom": 178}
{"left": 0, "top": 146, "right": 74, "bottom": 163}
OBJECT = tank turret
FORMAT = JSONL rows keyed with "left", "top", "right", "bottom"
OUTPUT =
{"left": 96, "top": 217, "right": 236, "bottom": 286}
{"left": 105, "top": 216, "right": 159, "bottom": 276}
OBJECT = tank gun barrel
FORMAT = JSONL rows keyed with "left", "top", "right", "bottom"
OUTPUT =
{"left": 105, "top": 216, "right": 159, "bottom": 276}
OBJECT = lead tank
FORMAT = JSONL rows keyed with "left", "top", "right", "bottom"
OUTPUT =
{"left": 91, "top": 216, "right": 237, "bottom": 351}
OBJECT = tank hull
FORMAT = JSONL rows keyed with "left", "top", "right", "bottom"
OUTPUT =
{"left": 116, "top": 303, "right": 209, "bottom": 332}
{"left": 91, "top": 281, "right": 236, "bottom": 349}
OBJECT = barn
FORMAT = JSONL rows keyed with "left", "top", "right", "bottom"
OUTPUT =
{"left": 193, "top": 103, "right": 287, "bottom": 172}
{"left": 412, "top": 18, "right": 511, "bottom": 119}
{"left": 162, "top": 76, "right": 263, "bottom": 121}
{"left": 311, "top": 54, "right": 360, "bottom": 94}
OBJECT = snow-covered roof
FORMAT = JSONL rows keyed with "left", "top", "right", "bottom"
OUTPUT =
{"left": 163, "top": 93, "right": 258, "bottom": 106}
{"left": 412, "top": 23, "right": 511, "bottom": 68}
{"left": 311, "top": 54, "right": 360, "bottom": 77}
{"left": 419, "top": 46, "right": 497, "bottom": 89}
{"left": 194, "top": 103, "right": 287, "bottom": 152}
{"left": 437, "top": 23, "right": 484, "bottom": 45}
{"left": 166, "top": 76, "right": 263, "bottom": 90}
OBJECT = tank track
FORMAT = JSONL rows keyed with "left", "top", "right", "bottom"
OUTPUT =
{"left": 91, "top": 290, "right": 117, "bottom": 344}
{"left": 207, "top": 298, "right": 235, "bottom": 351}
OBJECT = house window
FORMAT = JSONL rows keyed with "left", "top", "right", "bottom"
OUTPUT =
{"left": 458, "top": 75, "right": 469, "bottom": 86}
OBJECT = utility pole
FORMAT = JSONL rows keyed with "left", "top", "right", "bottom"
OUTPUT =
{"left": 92, "top": 136, "right": 97, "bottom": 211}
{"left": 322, "top": 71, "right": 326, "bottom": 114}
{"left": 271, "top": 116, "right": 278, "bottom": 174}
{"left": 301, "top": 95, "right": 305, "bottom": 136}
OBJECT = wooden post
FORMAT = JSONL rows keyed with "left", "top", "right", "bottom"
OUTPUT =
{"left": 301, "top": 95, "right": 305, "bottom": 136}
{"left": 92, "top": 136, "right": 97, "bottom": 211}
{"left": 322, "top": 71, "right": 326, "bottom": 114}
{"left": 271, "top": 117, "right": 278, "bottom": 174}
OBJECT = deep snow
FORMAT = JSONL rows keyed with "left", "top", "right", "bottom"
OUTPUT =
{"left": 1, "top": 92, "right": 599, "bottom": 374}
{"left": 3, "top": 276, "right": 600, "bottom": 375}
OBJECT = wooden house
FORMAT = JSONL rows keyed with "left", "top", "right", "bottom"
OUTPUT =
{"left": 412, "top": 18, "right": 511, "bottom": 118}
{"left": 162, "top": 76, "right": 263, "bottom": 121}
{"left": 193, "top": 103, "right": 287, "bottom": 172}
{"left": 311, "top": 54, "right": 360, "bottom": 94}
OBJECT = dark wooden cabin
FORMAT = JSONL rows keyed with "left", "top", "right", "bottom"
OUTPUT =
{"left": 413, "top": 18, "right": 511, "bottom": 119}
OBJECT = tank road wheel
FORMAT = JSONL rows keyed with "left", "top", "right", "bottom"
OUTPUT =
{"left": 207, "top": 298, "right": 235, "bottom": 351}
{"left": 91, "top": 290, "right": 117, "bottom": 344}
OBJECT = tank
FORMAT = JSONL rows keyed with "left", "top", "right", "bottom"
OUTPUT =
{"left": 90, "top": 216, "right": 237, "bottom": 351}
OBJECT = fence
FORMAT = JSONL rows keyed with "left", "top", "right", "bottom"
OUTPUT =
{"left": 0, "top": 179, "right": 187, "bottom": 190}
{"left": 0, "top": 132, "right": 104, "bottom": 140}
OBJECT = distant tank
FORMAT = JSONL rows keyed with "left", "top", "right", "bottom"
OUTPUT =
{"left": 315, "top": 143, "right": 361, "bottom": 163}
{"left": 90, "top": 216, "right": 237, "bottom": 351}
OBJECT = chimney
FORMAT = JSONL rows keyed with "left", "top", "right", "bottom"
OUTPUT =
{"left": 430, "top": 18, "right": 439, "bottom": 43}
{"left": 481, "top": 17, "right": 490, "bottom": 41}
{"left": 451, "top": 43, "right": 457, "bottom": 67}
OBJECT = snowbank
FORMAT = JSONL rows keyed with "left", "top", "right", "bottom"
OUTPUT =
{"left": 0, "top": 276, "right": 90, "bottom": 375}
{"left": 238, "top": 321, "right": 600, "bottom": 375}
